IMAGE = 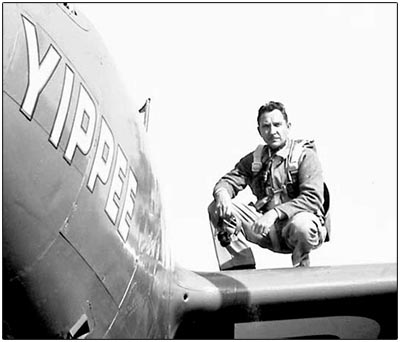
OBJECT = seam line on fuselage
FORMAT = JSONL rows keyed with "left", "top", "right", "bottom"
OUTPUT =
{"left": 104, "top": 310, "right": 120, "bottom": 338}
{"left": 6, "top": 237, "right": 59, "bottom": 283}
{"left": 3, "top": 90, "right": 84, "bottom": 177}
{"left": 4, "top": 23, "right": 20, "bottom": 77}
{"left": 118, "top": 265, "right": 138, "bottom": 309}
{"left": 104, "top": 263, "right": 139, "bottom": 336}
{"left": 59, "top": 231, "right": 119, "bottom": 308}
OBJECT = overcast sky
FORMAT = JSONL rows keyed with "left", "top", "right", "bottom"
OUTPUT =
{"left": 78, "top": 3, "right": 397, "bottom": 271}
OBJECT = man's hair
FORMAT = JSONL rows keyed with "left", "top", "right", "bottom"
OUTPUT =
{"left": 257, "top": 101, "right": 288, "bottom": 124}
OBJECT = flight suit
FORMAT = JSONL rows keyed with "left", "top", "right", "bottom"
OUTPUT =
{"left": 209, "top": 139, "right": 329, "bottom": 267}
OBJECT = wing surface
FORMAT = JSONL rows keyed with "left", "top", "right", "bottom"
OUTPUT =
{"left": 172, "top": 263, "right": 397, "bottom": 339}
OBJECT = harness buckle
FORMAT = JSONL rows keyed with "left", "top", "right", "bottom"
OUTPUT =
{"left": 265, "top": 186, "right": 285, "bottom": 197}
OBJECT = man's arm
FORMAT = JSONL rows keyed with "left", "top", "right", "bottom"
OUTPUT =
{"left": 212, "top": 153, "right": 253, "bottom": 218}
{"left": 213, "top": 153, "right": 253, "bottom": 199}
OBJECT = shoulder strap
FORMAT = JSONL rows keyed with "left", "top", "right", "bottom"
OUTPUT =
{"left": 252, "top": 144, "right": 265, "bottom": 173}
{"left": 286, "top": 139, "right": 315, "bottom": 182}
{"left": 283, "top": 140, "right": 330, "bottom": 224}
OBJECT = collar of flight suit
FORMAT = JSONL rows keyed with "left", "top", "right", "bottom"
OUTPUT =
{"left": 262, "top": 139, "right": 292, "bottom": 163}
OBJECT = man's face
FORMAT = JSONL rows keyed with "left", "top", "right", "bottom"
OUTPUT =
{"left": 257, "top": 109, "right": 291, "bottom": 150}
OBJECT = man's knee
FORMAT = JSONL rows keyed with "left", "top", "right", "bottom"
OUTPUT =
{"left": 208, "top": 201, "right": 219, "bottom": 224}
{"left": 287, "top": 212, "right": 322, "bottom": 248}
{"left": 208, "top": 201, "right": 216, "bottom": 215}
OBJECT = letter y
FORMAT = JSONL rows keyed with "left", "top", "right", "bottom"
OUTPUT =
{"left": 21, "top": 16, "right": 61, "bottom": 120}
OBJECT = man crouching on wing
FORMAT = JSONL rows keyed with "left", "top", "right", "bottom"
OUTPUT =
{"left": 208, "top": 101, "right": 330, "bottom": 267}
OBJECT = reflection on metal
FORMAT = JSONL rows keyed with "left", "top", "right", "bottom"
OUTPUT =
{"left": 235, "top": 316, "right": 380, "bottom": 339}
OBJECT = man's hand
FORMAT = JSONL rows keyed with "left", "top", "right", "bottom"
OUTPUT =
{"left": 215, "top": 190, "right": 233, "bottom": 219}
{"left": 252, "top": 209, "right": 279, "bottom": 236}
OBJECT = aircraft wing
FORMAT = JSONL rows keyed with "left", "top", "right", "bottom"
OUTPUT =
{"left": 171, "top": 263, "right": 397, "bottom": 339}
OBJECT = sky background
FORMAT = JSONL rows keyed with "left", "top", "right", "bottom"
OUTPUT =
{"left": 78, "top": 3, "right": 397, "bottom": 271}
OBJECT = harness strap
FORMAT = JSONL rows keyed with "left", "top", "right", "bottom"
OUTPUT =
{"left": 287, "top": 140, "right": 307, "bottom": 182}
{"left": 251, "top": 144, "right": 265, "bottom": 173}
{"left": 254, "top": 186, "right": 286, "bottom": 211}
{"left": 252, "top": 140, "right": 313, "bottom": 212}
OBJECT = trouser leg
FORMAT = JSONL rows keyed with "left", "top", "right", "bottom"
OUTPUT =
{"left": 208, "top": 201, "right": 284, "bottom": 253}
{"left": 208, "top": 201, "right": 257, "bottom": 270}
{"left": 208, "top": 202, "right": 326, "bottom": 268}
{"left": 208, "top": 201, "right": 260, "bottom": 244}
{"left": 282, "top": 212, "right": 327, "bottom": 267}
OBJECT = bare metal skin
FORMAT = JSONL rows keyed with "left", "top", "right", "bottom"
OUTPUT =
{"left": 3, "top": 3, "right": 396, "bottom": 339}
